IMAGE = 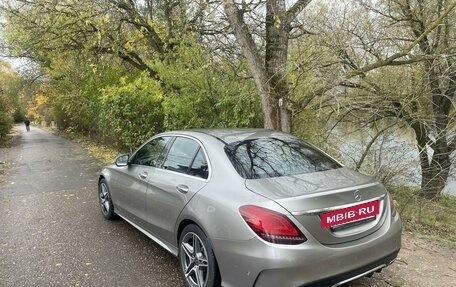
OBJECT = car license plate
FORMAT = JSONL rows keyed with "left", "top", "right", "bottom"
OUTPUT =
{"left": 321, "top": 200, "right": 380, "bottom": 228}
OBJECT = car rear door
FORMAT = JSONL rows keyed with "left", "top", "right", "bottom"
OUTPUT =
{"left": 144, "top": 136, "right": 209, "bottom": 245}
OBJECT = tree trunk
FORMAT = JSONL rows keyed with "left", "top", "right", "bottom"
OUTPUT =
{"left": 420, "top": 56, "right": 453, "bottom": 198}
{"left": 220, "top": 0, "right": 275, "bottom": 129}
{"left": 420, "top": 149, "right": 451, "bottom": 199}
{"left": 412, "top": 117, "right": 452, "bottom": 199}
{"left": 404, "top": 4, "right": 455, "bottom": 198}
{"left": 220, "top": 0, "right": 309, "bottom": 132}
{"left": 264, "top": 0, "right": 291, "bottom": 132}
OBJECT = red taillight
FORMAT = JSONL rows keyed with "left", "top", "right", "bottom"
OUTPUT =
{"left": 239, "top": 205, "right": 307, "bottom": 245}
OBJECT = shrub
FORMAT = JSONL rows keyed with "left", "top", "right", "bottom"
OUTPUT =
{"left": 12, "top": 108, "right": 25, "bottom": 123}
{"left": 0, "top": 113, "right": 12, "bottom": 139}
{"left": 99, "top": 73, "right": 164, "bottom": 150}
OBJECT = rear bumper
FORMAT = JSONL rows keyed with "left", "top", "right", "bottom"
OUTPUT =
{"left": 300, "top": 250, "right": 398, "bottom": 287}
{"left": 212, "top": 214, "right": 401, "bottom": 287}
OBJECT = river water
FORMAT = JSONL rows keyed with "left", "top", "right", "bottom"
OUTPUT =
{"left": 328, "top": 127, "right": 456, "bottom": 197}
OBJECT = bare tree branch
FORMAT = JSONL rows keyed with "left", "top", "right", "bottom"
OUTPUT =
{"left": 286, "top": 0, "right": 312, "bottom": 26}
{"left": 296, "top": 0, "right": 456, "bottom": 111}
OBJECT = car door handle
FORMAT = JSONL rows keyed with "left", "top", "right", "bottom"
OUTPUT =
{"left": 176, "top": 184, "right": 189, "bottom": 194}
{"left": 138, "top": 171, "right": 148, "bottom": 179}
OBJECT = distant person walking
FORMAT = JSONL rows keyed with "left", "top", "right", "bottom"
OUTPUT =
{"left": 24, "top": 118, "right": 31, "bottom": 132}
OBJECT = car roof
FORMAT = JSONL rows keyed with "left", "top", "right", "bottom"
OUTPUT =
{"left": 165, "top": 128, "right": 291, "bottom": 144}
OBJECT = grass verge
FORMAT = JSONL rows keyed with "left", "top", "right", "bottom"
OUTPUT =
{"left": 390, "top": 186, "right": 456, "bottom": 244}
{"left": 70, "top": 136, "right": 120, "bottom": 165}
{"left": 0, "top": 129, "right": 19, "bottom": 148}
{"left": 0, "top": 127, "right": 21, "bottom": 183}
{"left": 43, "top": 127, "right": 120, "bottom": 165}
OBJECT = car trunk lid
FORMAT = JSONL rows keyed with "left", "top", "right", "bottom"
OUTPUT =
{"left": 244, "top": 167, "right": 388, "bottom": 245}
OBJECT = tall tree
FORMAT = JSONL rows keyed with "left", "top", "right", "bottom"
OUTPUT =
{"left": 306, "top": 0, "right": 456, "bottom": 198}
{"left": 221, "top": 0, "right": 312, "bottom": 132}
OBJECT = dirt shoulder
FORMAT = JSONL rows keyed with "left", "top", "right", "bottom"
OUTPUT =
{"left": 352, "top": 232, "right": 455, "bottom": 287}
{"left": 0, "top": 126, "right": 21, "bottom": 184}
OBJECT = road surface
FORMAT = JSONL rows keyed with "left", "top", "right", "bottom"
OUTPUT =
{"left": 0, "top": 126, "right": 184, "bottom": 287}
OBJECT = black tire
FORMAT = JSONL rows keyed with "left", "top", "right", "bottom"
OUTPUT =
{"left": 98, "top": 178, "right": 115, "bottom": 220}
{"left": 179, "top": 224, "right": 221, "bottom": 287}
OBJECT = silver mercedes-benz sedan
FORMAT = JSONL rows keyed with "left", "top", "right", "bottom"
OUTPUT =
{"left": 98, "top": 129, "right": 401, "bottom": 287}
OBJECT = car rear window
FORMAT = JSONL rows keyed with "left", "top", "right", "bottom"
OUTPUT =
{"left": 224, "top": 137, "right": 341, "bottom": 179}
{"left": 162, "top": 137, "right": 200, "bottom": 174}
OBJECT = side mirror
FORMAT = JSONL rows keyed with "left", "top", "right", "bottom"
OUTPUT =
{"left": 115, "top": 154, "right": 130, "bottom": 167}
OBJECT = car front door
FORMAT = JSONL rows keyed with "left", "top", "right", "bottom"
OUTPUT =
{"left": 144, "top": 136, "right": 210, "bottom": 245}
{"left": 113, "top": 136, "right": 171, "bottom": 226}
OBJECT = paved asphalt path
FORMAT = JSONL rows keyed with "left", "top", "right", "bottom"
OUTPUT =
{"left": 0, "top": 126, "right": 185, "bottom": 287}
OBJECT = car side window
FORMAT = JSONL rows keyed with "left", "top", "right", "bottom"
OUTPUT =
{"left": 162, "top": 137, "right": 206, "bottom": 177}
{"left": 189, "top": 148, "right": 209, "bottom": 179}
{"left": 131, "top": 137, "right": 170, "bottom": 167}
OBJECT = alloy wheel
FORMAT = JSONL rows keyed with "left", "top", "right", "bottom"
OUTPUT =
{"left": 99, "top": 182, "right": 111, "bottom": 216}
{"left": 180, "top": 232, "right": 209, "bottom": 287}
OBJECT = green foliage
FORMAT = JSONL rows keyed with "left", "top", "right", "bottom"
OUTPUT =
{"left": 26, "top": 85, "right": 53, "bottom": 122}
{"left": 2, "top": 0, "right": 263, "bottom": 147}
{"left": 0, "top": 91, "right": 12, "bottom": 138}
{"left": 46, "top": 51, "right": 124, "bottom": 134}
{"left": 287, "top": 36, "right": 332, "bottom": 144}
{"left": 12, "top": 108, "right": 25, "bottom": 123}
{"left": 99, "top": 73, "right": 164, "bottom": 149}
{"left": 292, "top": 106, "right": 327, "bottom": 144}
{"left": 3, "top": 0, "right": 110, "bottom": 64}
{"left": 2, "top": 1, "right": 263, "bottom": 149}
{"left": 0, "top": 60, "right": 21, "bottom": 139}
{"left": 154, "top": 37, "right": 263, "bottom": 130}
{"left": 0, "top": 112, "right": 12, "bottom": 139}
